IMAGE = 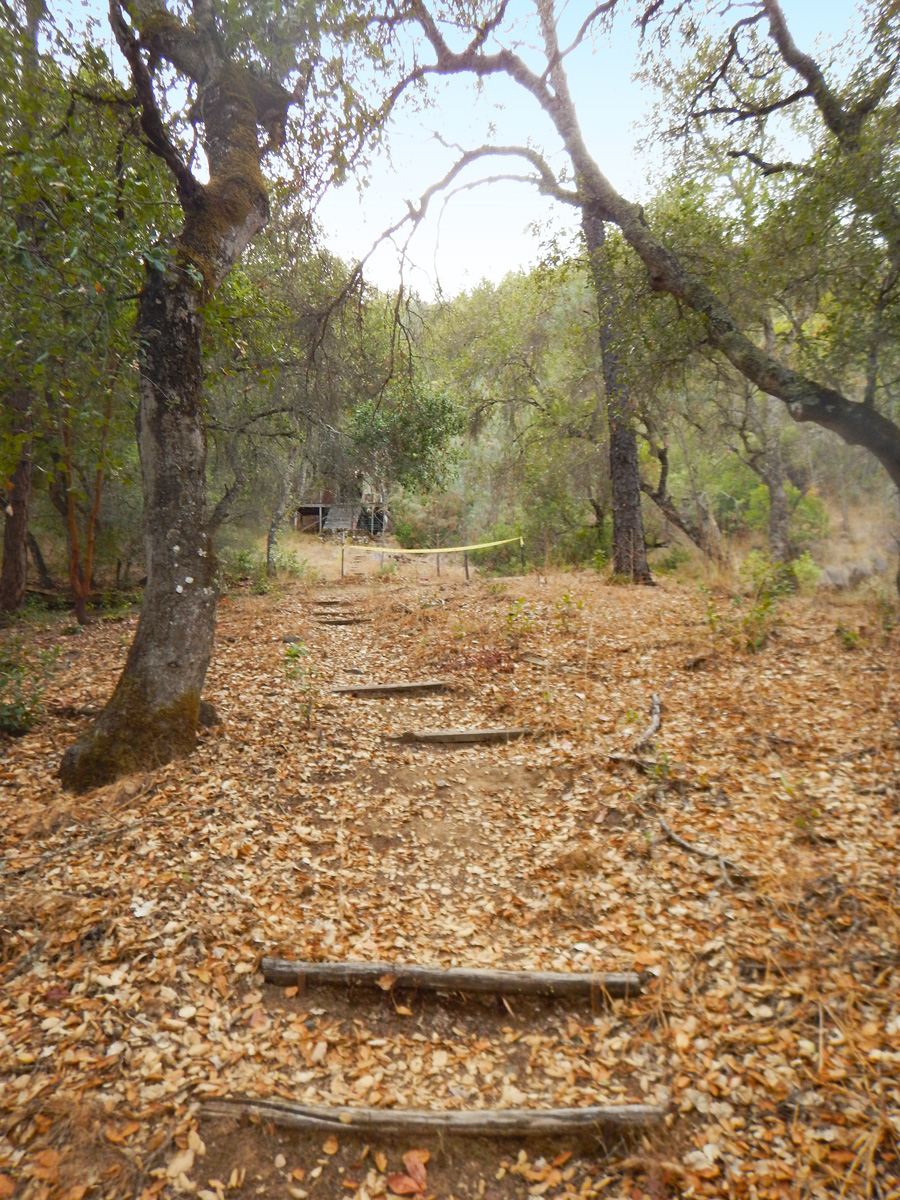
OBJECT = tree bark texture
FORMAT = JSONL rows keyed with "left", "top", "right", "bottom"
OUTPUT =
{"left": 582, "top": 213, "right": 652, "bottom": 584}
{"left": 262, "top": 958, "right": 645, "bottom": 998}
{"left": 59, "top": 268, "right": 218, "bottom": 790}
{"left": 203, "top": 1096, "right": 665, "bottom": 1135}
{"left": 0, "top": 392, "right": 33, "bottom": 617}
{"left": 27, "top": 532, "right": 54, "bottom": 591}
{"left": 59, "top": 2, "right": 282, "bottom": 790}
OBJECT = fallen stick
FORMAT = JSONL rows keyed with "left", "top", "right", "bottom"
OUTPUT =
{"left": 659, "top": 817, "right": 753, "bottom": 883}
{"left": 261, "top": 958, "right": 645, "bottom": 999}
{"left": 633, "top": 693, "right": 661, "bottom": 752}
{"left": 202, "top": 1096, "right": 664, "bottom": 1135}
{"left": 607, "top": 754, "right": 659, "bottom": 774}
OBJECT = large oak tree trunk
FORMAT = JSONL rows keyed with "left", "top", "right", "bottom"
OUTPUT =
{"left": 582, "top": 212, "right": 653, "bottom": 585}
{"left": 0, "top": 393, "right": 33, "bottom": 618}
{"left": 59, "top": 267, "right": 218, "bottom": 790}
{"left": 59, "top": 8, "right": 280, "bottom": 790}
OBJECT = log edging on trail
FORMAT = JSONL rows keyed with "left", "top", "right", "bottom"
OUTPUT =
{"left": 316, "top": 617, "right": 373, "bottom": 626}
{"left": 332, "top": 680, "right": 450, "bottom": 696}
{"left": 388, "top": 727, "right": 531, "bottom": 745}
{"left": 261, "top": 958, "right": 646, "bottom": 998}
{"left": 202, "top": 1096, "right": 665, "bottom": 1135}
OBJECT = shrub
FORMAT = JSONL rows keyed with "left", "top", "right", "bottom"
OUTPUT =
{"left": 0, "top": 636, "right": 60, "bottom": 736}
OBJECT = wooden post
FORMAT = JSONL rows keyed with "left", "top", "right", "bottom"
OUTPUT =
{"left": 520, "top": 537, "right": 526, "bottom": 575}
{"left": 436, "top": 530, "right": 440, "bottom": 577}
{"left": 464, "top": 549, "right": 469, "bottom": 582}
{"left": 341, "top": 531, "right": 345, "bottom": 579}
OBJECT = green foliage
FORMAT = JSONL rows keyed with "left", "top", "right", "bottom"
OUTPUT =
{"left": 218, "top": 546, "right": 272, "bottom": 593}
{"left": 743, "top": 484, "right": 830, "bottom": 550}
{"left": 791, "top": 551, "right": 821, "bottom": 592}
{"left": 469, "top": 524, "right": 523, "bottom": 575}
{"left": 349, "top": 382, "right": 464, "bottom": 493}
{"left": 656, "top": 545, "right": 691, "bottom": 574}
{"left": 271, "top": 548, "right": 319, "bottom": 583}
{"left": 554, "top": 592, "right": 583, "bottom": 631}
{"left": 0, "top": 636, "right": 60, "bottom": 736}
{"left": 505, "top": 597, "right": 534, "bottom": 643}
{"left": 591, "top": 546, "right": 609, "bottom": 572}
{"left": 732, "top": 552, "right": 792, "bottom": 653}
{"left": 699, "top": 585, "right": 722, "bottom": 634}
{"left": 835, "top": 623, "right": 861, "bottom": 651}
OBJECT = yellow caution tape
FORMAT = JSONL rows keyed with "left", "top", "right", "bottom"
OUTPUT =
{"left": 348, "top": 535, "right": 523, "bottom": 557}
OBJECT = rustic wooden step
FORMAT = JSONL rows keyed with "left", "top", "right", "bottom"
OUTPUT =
{"left": 313, "top": 598, "right": 352, "bottom": 606}
{"left": 390, "top": 727, "right": 530, "bottom": 745}
{"left": 202, "top": 1096, "right": 664, "bottom": 1135}
{"left": 261, "top": 958, "right": 645, "bottom": 999}
{"left": 332, "top": 680, "right": 449, "bottom": 697}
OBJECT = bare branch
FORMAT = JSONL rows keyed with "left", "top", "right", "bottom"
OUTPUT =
{"left": 761, "top": 0, "right": 857, "bottom": 143}
{"left": 108, "top": 0, "right": 201, "bottom": 206}
{"left": 724, "top": 148, "right": 808, "bottom": 176}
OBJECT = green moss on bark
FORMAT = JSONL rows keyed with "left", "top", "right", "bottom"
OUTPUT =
{"left": 58, "top": 677, "right": 200, "bottom": 793}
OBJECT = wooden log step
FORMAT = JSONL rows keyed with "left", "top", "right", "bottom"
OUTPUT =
{"left": 202, "top": 1096, "right": 664, "bottom": 1135}
{"left": 316, "top": 617, "right": 373, "bottom": 626}
{"left": 261, "top": 958, "right": 645, "bottom": 999}
{"left": 313, "top": 598, "right": 352, "bottom": 606}
{"left": 390, "top": 727, "right": 530, "bottom": 745}
{"left": 332, "top": 680, "right": 449, "bottom": 697}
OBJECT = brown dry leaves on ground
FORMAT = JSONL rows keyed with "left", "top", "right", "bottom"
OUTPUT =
{"left": 1, "top": 565, "right": 899, "bottom": 1200}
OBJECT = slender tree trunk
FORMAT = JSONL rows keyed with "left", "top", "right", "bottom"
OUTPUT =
{"left": 766, "top": 464, "right": 791, "bottom": 563}
{"left": 582, "top": 212, "right": 652, "bottom": 584}
{"left": 266, "top": 445, "right": 302, "bottom": 576}
{"left": 0, "top": 392, "right": 33, "bottom": 617}
{"left": 27, "top": 532, "right": 54, "bottom": 591}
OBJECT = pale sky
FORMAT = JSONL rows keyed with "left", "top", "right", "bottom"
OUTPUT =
{"left": 317, "top": 1, "right": 858, "bottom": 299}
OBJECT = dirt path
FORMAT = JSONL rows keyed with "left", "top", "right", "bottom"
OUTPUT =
{"left": 1, "top": 571, "right": 899, "bottom": 1199}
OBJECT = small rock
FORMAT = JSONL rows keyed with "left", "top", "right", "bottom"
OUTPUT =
{"left": 275, "top": 1154, "right": 286, "bottom": 1169}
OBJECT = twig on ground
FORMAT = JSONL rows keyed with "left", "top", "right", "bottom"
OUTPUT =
{"left": 659, "top": 816, "right": 753, "bottom": 884}
{"left": 633, "top": 693, "right": 661, "bottom": 752}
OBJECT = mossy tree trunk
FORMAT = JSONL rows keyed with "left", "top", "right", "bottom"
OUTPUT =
{"left": 0, "top": 391, "right": 33, "bottom": 618}
{"left": 59, "top": 0, "right": 290, "bottom": 791}
{"left": 582, "top": 213, "right": 653, "bottom": 585}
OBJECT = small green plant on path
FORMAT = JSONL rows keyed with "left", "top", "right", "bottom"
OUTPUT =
{"left": 835, "top": 623, "right": 861, "bottom": 651}
{"left": 505, "top": 597, "right": 534, "bottom": 644}
{"left": 284, "top": 642, "right": 319, "bottom": 728}
{"left": 733, "top": 552, "right": 793, "bottom": 653}
{"left": 554, "top": 592, "right": 582, "bottom": 632}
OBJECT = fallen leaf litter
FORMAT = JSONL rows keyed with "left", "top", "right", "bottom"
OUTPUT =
{"left": 1, "top": 567, "right": 898, "bottom": 1199}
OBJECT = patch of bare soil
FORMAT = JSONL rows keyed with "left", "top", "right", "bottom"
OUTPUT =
{"left": 1, "top": 570, "right": 898, "bottom": 1200}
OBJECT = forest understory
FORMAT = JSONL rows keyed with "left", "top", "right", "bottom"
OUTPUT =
{"left": 1, "top": 562, "right": 899, "bottom": 1200}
